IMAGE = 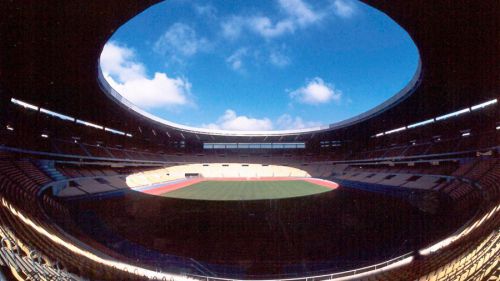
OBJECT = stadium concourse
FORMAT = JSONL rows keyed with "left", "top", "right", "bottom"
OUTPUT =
{"left": 0, "top": 0, "right": 499, "bottom": 281}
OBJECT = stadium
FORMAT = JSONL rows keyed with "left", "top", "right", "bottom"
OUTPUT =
{"left": 0, "top": 0, "right": 498, "bottom": 280}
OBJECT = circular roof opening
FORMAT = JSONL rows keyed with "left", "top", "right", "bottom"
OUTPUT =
{"left": 99, "top": 0, "right": 419, "bottom": 135}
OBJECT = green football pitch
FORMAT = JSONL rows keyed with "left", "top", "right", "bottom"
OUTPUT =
{"left": 160, "top": 180, "right": 333, "bottom": 201}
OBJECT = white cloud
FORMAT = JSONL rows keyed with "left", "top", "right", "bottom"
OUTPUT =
{"left": 250, "top": 17, "right": 296, "bottom": 39}
{"left": 226, "top": 48, "right": 249, "bottom": 71}
{"left": 100, "top": 42, "right": 193, "bottom": 109}
{"left": 276, "top": 114, "right": 322, "bottom": 129}
{"left": 202, "top": 110, "right": 322, "bottom": 131}
{"left": 105, "top": 73, "right": 191, "bottom": 109}
{"left": 226, "top": 46, "right": 290, "bottom": 72}
{"left": 221, "top": 0, "right": 323, "bottom": 40}
{"left": 278, "top": 0, "right": 321, "bottom": 26}
{"left": 269, "top": 48, "right": 291, "bottom": 67}
{"left": 100, "top": 42, "right": 146, "bottom": 83}
{"left": 153, "top": 23, "right": 208, "bottom": 57}
{"left": 290, "top": 77, "right": 342, "bottom": 105}
{"left": 193, "top": 4, "right": 217, "bottom": 19}
{"left": 203, "top": 109, "right": 273, "bottom": 131}
{"left": 221, "top": 16, "right": 245, "bottom": 40}
{"left": 332, "top": 0, "right": 356, "bottom": 18}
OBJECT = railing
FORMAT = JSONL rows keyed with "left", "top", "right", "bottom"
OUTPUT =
{"left": 187, "top": 253, "right": 414, "bottom": 281}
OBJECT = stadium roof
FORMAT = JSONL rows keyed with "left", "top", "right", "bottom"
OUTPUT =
{"left": 0, "top": 0, "right": 498, "bottom": 142}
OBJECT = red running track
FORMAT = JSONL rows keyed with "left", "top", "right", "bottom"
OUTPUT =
{"left": 141, "top": 177, "right": 338, "bottom": 196}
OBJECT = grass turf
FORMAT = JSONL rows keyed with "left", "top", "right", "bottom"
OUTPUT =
{"left": 159, "top": 180, "right": 332, "bottom": 201}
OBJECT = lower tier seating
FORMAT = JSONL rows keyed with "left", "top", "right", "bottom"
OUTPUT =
{"left": 0, "top": 149, "right": 497, "bottom": 280}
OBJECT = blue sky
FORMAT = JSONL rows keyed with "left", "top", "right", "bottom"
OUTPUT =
{"left": 100, "top": 0, "right": 419, "bottom": 131}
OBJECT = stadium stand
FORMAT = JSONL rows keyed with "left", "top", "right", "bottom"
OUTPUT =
{"left": 0, "top": 141, "right": 498, "bottom": 280}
